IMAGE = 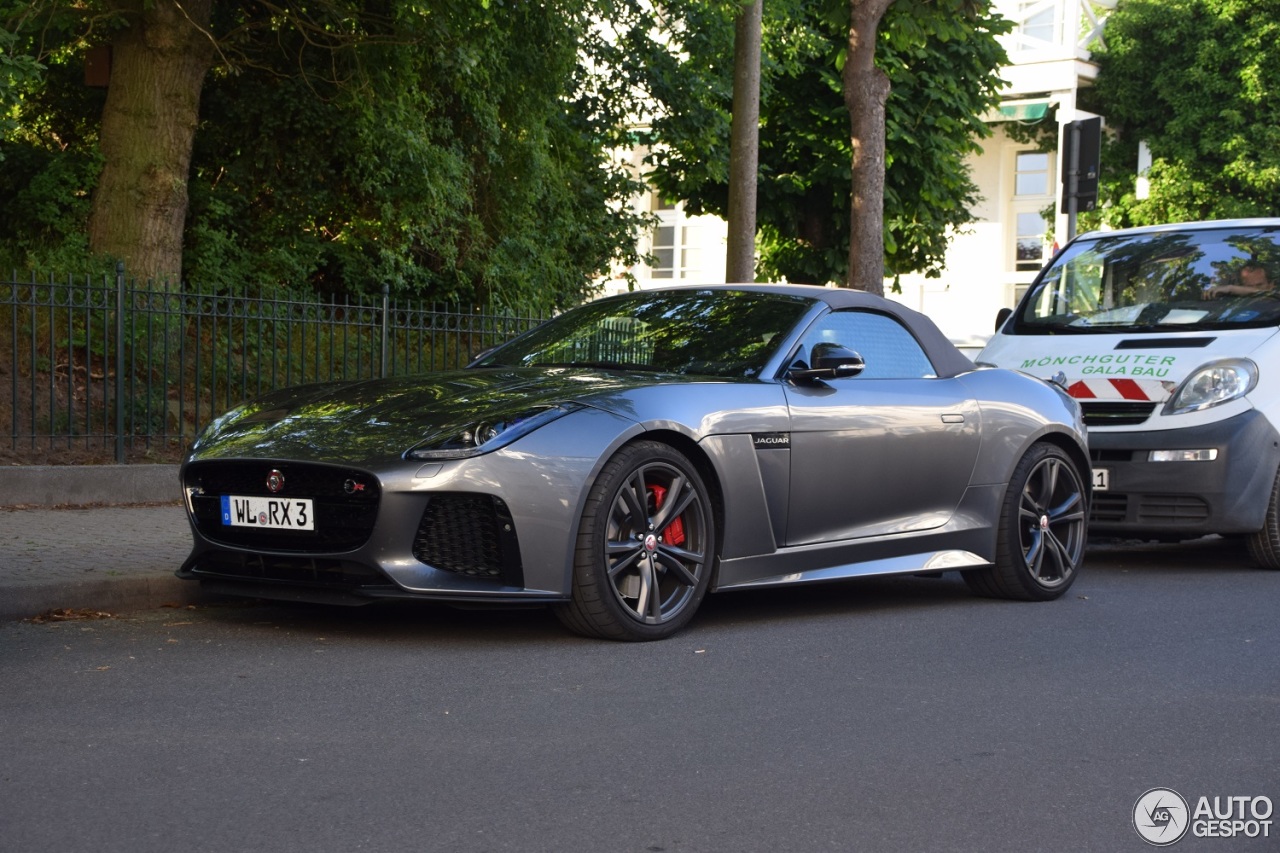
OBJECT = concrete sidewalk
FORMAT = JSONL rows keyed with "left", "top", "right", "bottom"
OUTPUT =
{"left": 0, "top": 465, "right": 220, "bottom": 621}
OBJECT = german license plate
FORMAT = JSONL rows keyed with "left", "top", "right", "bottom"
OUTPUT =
{"left": 221, "top": 495, "right": 315, "bottom": 530}
{"left": 1093, "top": 468, "right": 1109, "bottom": 491}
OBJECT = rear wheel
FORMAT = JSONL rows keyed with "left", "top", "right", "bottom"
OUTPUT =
{"left": 1247, "top": 467, "right": 1280, "bottom": 570}
{"left": 964, "top": 442, "right": 1087, "bottom": 600}
{"left": 554, "top": 441, "right": 716, "bottom": 641}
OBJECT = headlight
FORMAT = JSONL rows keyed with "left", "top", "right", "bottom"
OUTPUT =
{"left": 1162, "top": 358, "right": 1257, "bottom": 416}
{"left": 405, "top": 403, "right": 582, "bottom": 460}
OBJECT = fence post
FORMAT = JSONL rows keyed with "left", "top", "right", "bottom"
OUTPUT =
{"left": 380, "top": 283, "right": 390, "bottom": 379}
{"left": 114, "top": 261, "right": 126, "bottom": 464}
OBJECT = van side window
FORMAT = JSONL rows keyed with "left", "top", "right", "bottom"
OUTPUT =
{"left": 799, "top": 310, "right": 936, "bottom": 379}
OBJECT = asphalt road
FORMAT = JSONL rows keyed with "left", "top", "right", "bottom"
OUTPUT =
{"left": 2, "top": 537, "right": 1277, "bottom": 853}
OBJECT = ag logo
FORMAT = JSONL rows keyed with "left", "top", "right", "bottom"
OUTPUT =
{"left": 1134, "top": 788, "right": 1190, "bottom": 845}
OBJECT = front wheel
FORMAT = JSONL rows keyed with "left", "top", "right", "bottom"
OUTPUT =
{"left": 553, "top": 441, "right": 716, "bottom": 641}
{"left": 964, "top": 442, "right": 1088, "bottom": 601}
{"left": 1247, "top": 467, "right": 1280, "bottom": 570}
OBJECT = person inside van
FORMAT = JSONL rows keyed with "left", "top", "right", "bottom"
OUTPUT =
{"left": 1203, "top": 261, "right": 1273, "bottom": 298}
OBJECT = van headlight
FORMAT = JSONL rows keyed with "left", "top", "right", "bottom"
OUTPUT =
{"left": 1162, "top": 359, "right": 1257, "bottom": 415}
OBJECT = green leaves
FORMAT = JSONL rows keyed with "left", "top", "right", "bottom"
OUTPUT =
{"left": 646, "top": 0, "right": 1009, "bottom": 284}
{"left": 0, "top": 0, "right": 693, "bottom": 310}
{"left": 1092, "top": 0, "right": 1280, "bottom": 225}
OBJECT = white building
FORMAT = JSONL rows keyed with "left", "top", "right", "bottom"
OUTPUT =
{"left": 607, "top": 0, "right": 1115, "bottom": 352}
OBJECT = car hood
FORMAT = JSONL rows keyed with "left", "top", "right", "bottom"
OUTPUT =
{"left": 187, "top": 367, "right": 695, "bottom": 463}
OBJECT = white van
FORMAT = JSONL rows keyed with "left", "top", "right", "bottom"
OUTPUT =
{"left": 977, "top": 219, "right": 1280, "bottom": 568}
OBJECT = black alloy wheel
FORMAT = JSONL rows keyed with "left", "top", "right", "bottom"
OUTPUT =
{"left": 965, "top": 442, "right": 1087, "bottom": 601}
{"left": 554, "top": 441, "right": 715, "bottom": 641}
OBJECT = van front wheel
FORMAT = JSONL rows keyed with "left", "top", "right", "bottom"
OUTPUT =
{"left": 1247, "top": 468, "right": 1280, "bottom": 570}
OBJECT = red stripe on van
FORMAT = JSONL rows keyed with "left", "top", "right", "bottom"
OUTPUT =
{"left": 1111, "top": 379, "right": 1149, "bottom": 400}
{"left": 1068, "top": 381, "right": 1096, "bottom": 399}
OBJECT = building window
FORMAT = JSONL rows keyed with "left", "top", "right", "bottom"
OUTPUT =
{"left": 1016, "top": 0, "right": 1059, "bottom": 47}
{"left": 648, "top": 197, "right": 716, "bottom": 281}
{"left": 1010, "top": 149, "right": 1054, "bottom": 274}
{"left": 1016, "top": 211, "right": 1048, "bottom": 272}
{"left": 652, "top": 222, "right": 676, "bottom": 278}
{"left": 1015, "top": 151, "right": 1050, "bottom": 196}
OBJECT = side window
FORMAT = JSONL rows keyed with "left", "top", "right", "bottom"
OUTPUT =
{"left": 798, "top": 310, "right": 936, "bottom": 379}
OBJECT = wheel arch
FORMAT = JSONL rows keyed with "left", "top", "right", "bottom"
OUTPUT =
{"left": 626, "top": 428, "right": 728, "bottom": 574}
{"left": 552, "top": 429, "right": 724, "bottom": 639}
{"left": 1037, "top": 429, "right": 1093, "bottom": 505}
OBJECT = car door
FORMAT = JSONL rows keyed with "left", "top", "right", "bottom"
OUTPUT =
{"left": 782, "top": 309, "right": 982, "bottom": 546}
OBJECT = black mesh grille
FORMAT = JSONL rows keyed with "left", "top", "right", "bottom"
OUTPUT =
{"left": 184, "top": 550, "right": 394, "bottom": 589}
{"left": 1081, "top": 402, "right": 1156, "bottom": 426}
{"left": 185, "top": 460, "right": 380, "bottom": 552}
{"left": 1090, "top": 493, "right": 1128, "bottom": 523}
{"left": 1136, "top": 494, "right": 1210, "bottom": 524}
{"left": 1089, "top": 493, "right": 1210, "bottom": 525}
{"left": 1091, "top": 449, "right": 1135, "bottom": 464}
{"left": 412, "top": 494, "right": 523, "bottom": 584}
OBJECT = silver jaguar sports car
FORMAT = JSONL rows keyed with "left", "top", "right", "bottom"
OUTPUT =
{"left": 178, "top": 284, "right": 1091, "bottom": 640}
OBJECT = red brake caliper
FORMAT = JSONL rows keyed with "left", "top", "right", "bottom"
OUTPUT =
{"left": 647, "top": 484, "right": 686, "bottom": 547}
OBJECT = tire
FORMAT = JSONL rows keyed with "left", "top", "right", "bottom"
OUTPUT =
{"left": 554, "top": 441, "right": 716, "bottom": 641}
{"left": 1247, "top": 467, "right": 1280, "bottom": 570}
{"left": 964, "top": 442, "right": 1088, "bottom": 601}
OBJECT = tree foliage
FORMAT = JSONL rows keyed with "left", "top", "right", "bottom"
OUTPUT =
{"left": 1089, "top": 0, "right": 1280, "bottom": 227}
{"left": 0, "top": 0, "right": 715, "bottom": 310}
{"left": 646, "top": 0, "right": 1010, "bottom": 285}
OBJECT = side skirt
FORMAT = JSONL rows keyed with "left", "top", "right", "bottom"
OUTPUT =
{"left": 713, "top": 547, "right": 990, "bottom": 592}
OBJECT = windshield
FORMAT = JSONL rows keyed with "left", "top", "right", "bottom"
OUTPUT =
{"left": 473, "top": 289, "right": 815, "bottom": 379}
{"left": 1013, "top": 225, "right": 1280, "bottom": 334}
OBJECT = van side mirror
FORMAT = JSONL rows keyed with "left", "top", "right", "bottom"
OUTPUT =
{"left": 995, "top": 307, "right": 1013, "bottom": 332}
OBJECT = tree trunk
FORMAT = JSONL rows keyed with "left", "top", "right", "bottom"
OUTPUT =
{"left": 842, "top": 0, "right": 895, "bottom": 294}
{"left": 726, "top": 0, "right": 762, "bottom": 283}
{"left": 87, "top": 0, "right": 215, "bottom": 285}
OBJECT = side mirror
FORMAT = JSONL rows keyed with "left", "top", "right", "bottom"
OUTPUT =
{"left": 788, "top": 342, "right": 866, "bottom": 382}
{"left": 995, "top": 307, "right": 1013, "bottom": 332}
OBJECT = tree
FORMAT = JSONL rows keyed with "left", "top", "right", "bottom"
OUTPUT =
{"left": 184, "top": 1, "right": 651, "bottom": 309}
{"left": 646, "top": 0, "right": 1009, "bottom": 288}
{"left": 843, "top": 0, "right": 895, "bottom": 293}
{"left": 726, "top": 0, "right": 762, "bottom": 282}
{"left": 0, "top": 27, "right": 44, "bottom": 160}
{"left": 0, "top": 1, "right": 721, "bottom": 309}
{"left": 1088, "top": 0, "right": 1280, "bottom": 226}
{"left": 844, "top": 0, "right": 1014, "bottom": 293}
{"left": 86, "top": 0, "right": 214, "bottom": 283}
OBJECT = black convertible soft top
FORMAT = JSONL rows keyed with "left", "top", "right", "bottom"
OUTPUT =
{"left": 644, "top": 283, "right": 977, "bottom": 380}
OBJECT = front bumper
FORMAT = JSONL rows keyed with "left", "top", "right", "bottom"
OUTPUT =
{"left": 175, "top": 406, "right": 645, "bottom": 606}
{"left": 1088, "top": 409, "right": 1280, "bottom": 537}
{"left": 178, "top": 461, "right": 540, "bottom": 606}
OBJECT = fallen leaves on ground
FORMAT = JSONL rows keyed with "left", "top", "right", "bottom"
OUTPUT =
{"left": 28, "top": 607, "right": 118, "bottom": 623}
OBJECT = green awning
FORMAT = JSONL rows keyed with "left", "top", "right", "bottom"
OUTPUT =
{"left": 997, "top": 100, "right": 1050, "bottom": 121}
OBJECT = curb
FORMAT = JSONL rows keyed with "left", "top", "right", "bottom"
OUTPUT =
{"left": 0, "top": 575, "right": 226, "bottom": 623}
{"left": 0, "top": 464, "right": 181, "bottom": 507}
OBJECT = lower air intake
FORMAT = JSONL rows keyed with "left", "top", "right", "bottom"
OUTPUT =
{"left": 412, "top": 494, "right": 523, "bottom": 585}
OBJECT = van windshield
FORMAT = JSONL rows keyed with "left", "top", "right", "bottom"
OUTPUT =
{"left": 1013, "top": 225, "right": 1280, "bottom": 334}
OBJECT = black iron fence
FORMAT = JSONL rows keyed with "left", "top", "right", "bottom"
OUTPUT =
{"left": 2, "top": 264, "right": 546, "bottom": 463}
